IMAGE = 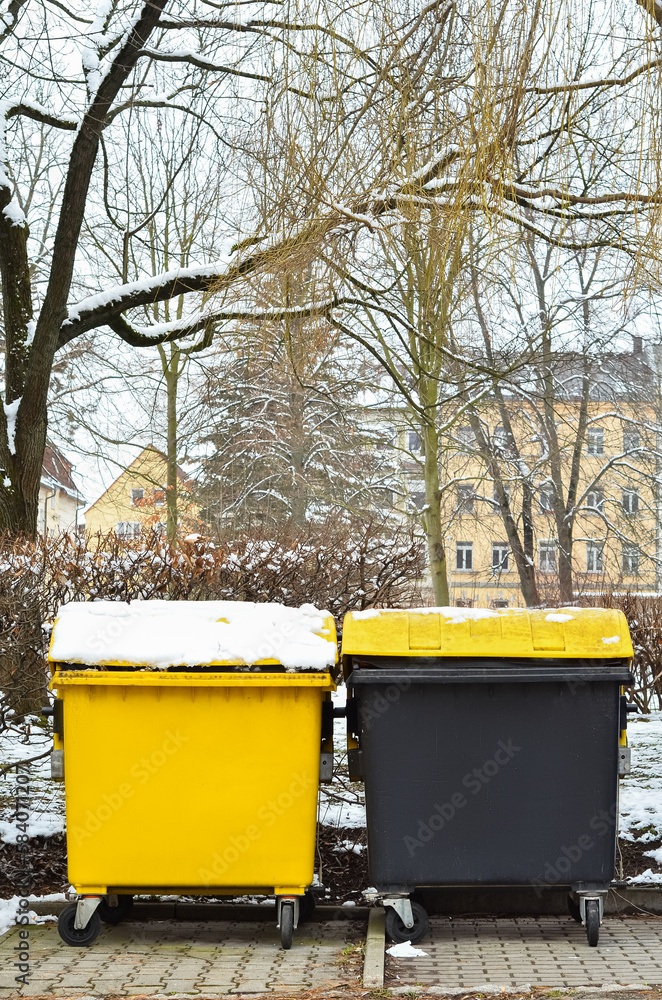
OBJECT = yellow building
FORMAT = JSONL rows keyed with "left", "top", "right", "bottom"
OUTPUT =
{"left": 396, "top": 348, "right": 659, "bottom": 607}
{"left": 84, "top": 446, "right": 198, "bottom": 540}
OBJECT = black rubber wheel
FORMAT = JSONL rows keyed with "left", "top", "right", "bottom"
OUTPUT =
{"left": 280, "top": 901, "right": 294, "bottom": 950}
{"left": 57, "top": 902, "right": 101, "bottom": 947}
{"left": 98, "top": 894, "right": 134, "bottom": 925}
{"left": 567, "top": 894, "right": 582, "bottom": 923}
{"left": 585, "top": 898, "right": 600, "bottom": 947}
{"left": 385, "top": 901, "right": 429, "bottom": 945}
{"left": 298, "top": 890, "right": 316, "bottom": 925}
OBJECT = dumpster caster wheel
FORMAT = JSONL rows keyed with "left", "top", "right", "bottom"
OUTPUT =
{"left": 385, "top": 902, "right": 429, "bottom": 945}
{"left": 567, "top": 894, "right": 582, "bottom": 923}
{"left": 585, "top": 899, "right": 600, "bottom": 947}
{"left": 57, "top": 903, "right": 101, "bottom": 947}
{"left": 280, "top": 901, "right": 294, "bottom": 950}
{"left": 98, "top": 894, "right": 134, "bottom": 925}
{"left": 298, "top": 890, "right": 316, "bottom": 924}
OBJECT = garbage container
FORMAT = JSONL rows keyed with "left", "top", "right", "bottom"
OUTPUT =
{"left": 342, "top": 606, "right": 634, "bottom": 947}
{"left": 46, "top": 600, "right": 338, "bottom": 949}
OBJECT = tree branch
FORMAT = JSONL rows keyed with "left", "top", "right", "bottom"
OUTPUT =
{"left": 105, "top": 300, "right": 341, "bottom": 348}
{"left": 5, "top": 103, "right": 78, "bottom": 131}
{"left": 139, "top": 47, "right": 272, "bottom": 82}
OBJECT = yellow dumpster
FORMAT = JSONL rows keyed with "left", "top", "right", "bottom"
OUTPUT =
{"left": 47, "top": 600, "right": 337, "bottom": 949}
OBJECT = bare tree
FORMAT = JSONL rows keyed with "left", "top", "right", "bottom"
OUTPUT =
{"left": 449, "top": 228, "right": 660, "bottom": 606}
{"left": 2, "top": 0, "right": 661, "bottom": 537}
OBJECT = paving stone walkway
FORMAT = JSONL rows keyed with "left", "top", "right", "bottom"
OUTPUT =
{"left": 0, "top": 917, "right": 363, "bottom": 996}
{"left": 386, "top": 916, "right": 662, "bottom": 991}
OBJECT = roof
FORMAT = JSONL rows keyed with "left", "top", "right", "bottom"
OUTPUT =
{"left": 516, "top": 351, "right": 657, "bottom": 404}
{"left": 341, "top": 606, "right": 633, "bottom": 661}
{"left": 86, "top": 446, "right": 193, "bottom": 512}
{"left": 41, "top": 443, "right": 83, "bottom": 501}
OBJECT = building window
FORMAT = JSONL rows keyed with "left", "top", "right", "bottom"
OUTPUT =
{"left": 586, "top": 541, "right": 604, "bottom": 573}
{"left": 116, "top": 521, "right": 141, "bottom": 539}
{"left": 539, "top": 541, "right": 557, "bottom": 572}
{"left": 375, "top": 486, "right": 394, "bottom": 506}
{"left": 407, "top": 430, "right": 422, "bottom": 453}
{"left": 456, "top": 484, "right": 475, "bottom": 514}
{"left": 539, "top": 483, "right": 555, "bottom": 513}
{"left": 491, "top": 481, "right": 511, "bottom": 512}
{"left": 492, "top": 542, "right": 509, "bottom": 572}
{"left": 457, "top": 425, "right": 474, "bottom": 450}
{"left": 455, "top": 598, "right": 474, "bottom": 608}
{"left": 586, "top": 488, "right": 604, "bottom": 512}
{"left": 623, "top": 427, "right": 640, "bottom": 452}
{"left": 492, "top": 598, "right": 509, "bottom": 609}
{"left": 493, "top": 424, "right": 513, "bottom": 456}
{"left": 456, "top": 542, "right": 473, "bottom": 571}
{"left": 622, "top": 543, "right": 640, "bottom": 575}
{"left": 130, "top": 487, "right": 145, "bottom": 506}
{"left": 587, "top": 427, "right": 604, "bottom": 456}
{"left": 622, "top": 489, "right": 639, "bottom": 514}
{"left": 411, "top": 490, "right": 426, "bottom": 511}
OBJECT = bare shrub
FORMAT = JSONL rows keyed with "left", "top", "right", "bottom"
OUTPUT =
{"left": 0, "top": 520, "right": 424, "bottom": 715}
{"left": 582, "top": 592, "right": 662, "bottom": 712}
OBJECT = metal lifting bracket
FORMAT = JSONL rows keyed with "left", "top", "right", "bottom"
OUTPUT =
{"left": 383, "top": 896, "right": 414, "bottom": 929}
{"left": 276, "top": 896, "right": 300, "bottom": 930}
{"left": 577, "top": 892, "right": 606, "bottom": 924}
{"left": 74, "top": 896, "right": 102, "bottom": 930}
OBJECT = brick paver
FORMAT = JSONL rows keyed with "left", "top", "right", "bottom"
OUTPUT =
{"left": 387, "top": 916, "right": 662, "bottom": 991}
{"left": 0, "top": 917, "right": 362, "bottom": 996}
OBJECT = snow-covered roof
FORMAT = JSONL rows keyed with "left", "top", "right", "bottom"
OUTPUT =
{"left": 49, "top": 600, "right": 338, "bottom": 670}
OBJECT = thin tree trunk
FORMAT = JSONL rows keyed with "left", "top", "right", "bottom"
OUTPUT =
{"left": 164, "top": 344, "right": 179, "bottom": 544}
{"left": 421, "top": 416, "right": 450, "bottom": 605}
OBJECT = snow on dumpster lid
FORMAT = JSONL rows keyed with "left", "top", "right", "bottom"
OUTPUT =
{"left": 341, "top": 606, "right": 633, "bottom": 661}
{"left": 49, "top": 600, "right": 338, "bottom": 671}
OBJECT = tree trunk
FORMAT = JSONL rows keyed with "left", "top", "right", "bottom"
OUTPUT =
{"left": 557, "top": 525, "right": 574, "bottom": 603}
{"left": 465, "top": 410, "right": 541, "bottom": 607}
{"left": 420, "top": 416, "right": 450, "bottom": 605}
{"left": 162, "top": 344, "right": 179, "bottom": 544}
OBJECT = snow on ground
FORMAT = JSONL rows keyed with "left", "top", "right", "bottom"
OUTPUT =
{"left": 619, "top": 710, "right": 662, "bottom": 842}
{"left": 318, "top": 688, "right": 366, "bottom": 829}
{"left": 619, "top": 709, "right": 662, "bottom": 884}
{"left": 0, "top": 714, "right": 65, "bottom": 845}
{"left": 0, "top": 894, "right": 66, "bottom": 936}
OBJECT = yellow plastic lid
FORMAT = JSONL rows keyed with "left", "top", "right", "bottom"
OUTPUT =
{"left": 341, "top": 606, "right": 633, "bottom": 662}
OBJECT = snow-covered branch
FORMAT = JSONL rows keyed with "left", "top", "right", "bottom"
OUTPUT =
{"left": 4, "top": 102, "right": 78, "bottom": 132}
{"left": 105, "top": 299, "right": 343, "bottom": 348}
{"left": 59, "top": 259, "right": 346, "bottom": 346}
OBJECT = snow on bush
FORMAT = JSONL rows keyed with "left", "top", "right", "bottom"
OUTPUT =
{"left": 0, "top": 521, "right": 424, "bottom": 710}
